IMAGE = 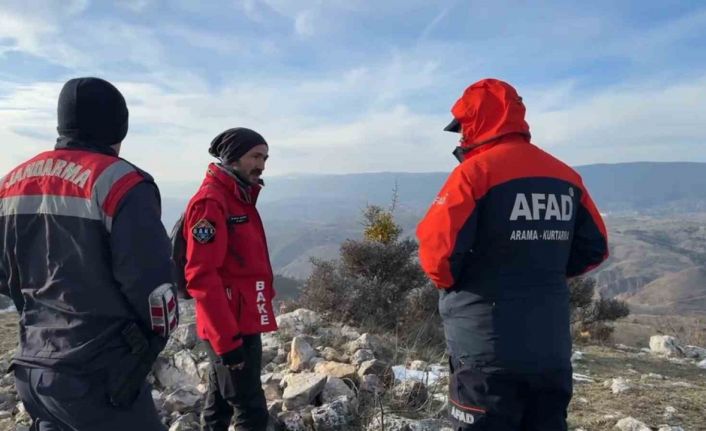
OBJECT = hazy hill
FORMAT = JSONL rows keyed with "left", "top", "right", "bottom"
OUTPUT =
{"left": 258, "top": 162, "right": 706, "bottom": 217}
{"left": 577, "top": 162, "right": 706, "bottom": 214}
{"left": 158, "top": 162, "right": 706, "bottom": 311}
{"left": 621, "top": 266, "right": 706, "bottom": 315}
{"left": 589, "top": 214, "right": 706, "bottom": 313}
{"left": 163, "top": 162, "right": 706, "bottom": 228}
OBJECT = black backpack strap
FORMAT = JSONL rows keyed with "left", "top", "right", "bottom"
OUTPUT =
{"left": 170, "top": 213, "right": 191, "bottom": 300}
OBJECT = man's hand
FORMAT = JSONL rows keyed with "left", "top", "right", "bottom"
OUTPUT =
{"left": 108, "top": 324, "right": 167, "bottom": 408}
{"left": 220, "top": 344, "right": 246, "bottom": 370}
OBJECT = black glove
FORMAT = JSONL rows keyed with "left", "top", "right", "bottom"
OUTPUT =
{"left": 220, "top": 344, "right": 245, "bottom": 369}
{"left": 108, "top": 323, "right": 167, "bottom": 408}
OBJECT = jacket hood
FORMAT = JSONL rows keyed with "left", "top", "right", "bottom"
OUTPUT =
{"left": 450, "top": 78, "right": 530, "bottom": 148}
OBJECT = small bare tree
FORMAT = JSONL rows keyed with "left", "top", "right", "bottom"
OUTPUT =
{"left": 570, "top": 277, "right": 630, "bottom": 343}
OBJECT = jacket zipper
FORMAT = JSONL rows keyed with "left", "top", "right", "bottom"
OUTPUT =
{"left": 226, "top": 287, "right": 232, "bottom": 300}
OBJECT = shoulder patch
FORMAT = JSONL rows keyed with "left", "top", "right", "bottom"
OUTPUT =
{"left": 192, "top": 219, "right": 216, "bottom": 243}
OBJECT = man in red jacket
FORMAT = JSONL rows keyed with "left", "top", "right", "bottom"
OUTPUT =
{"left": 184, "top": 128, "right": 277, "bottom": 431}
{"left": 417, "top": 79, "right": 608, "bottom": 430}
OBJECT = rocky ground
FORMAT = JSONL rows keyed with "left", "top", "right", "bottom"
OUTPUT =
{"left": 569, "top": 338, "right": 706, "bottom": 431}
{"left": 0, "top": 308, "right": 704, "bottom": 430}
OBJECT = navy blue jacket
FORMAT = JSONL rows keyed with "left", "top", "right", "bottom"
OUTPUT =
{"left": 0, "top": 143, "right": 177, "bottom": 373}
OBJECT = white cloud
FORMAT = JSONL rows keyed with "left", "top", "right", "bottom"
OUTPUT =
{"left": 1, "top": 1, "right": 706, "bottom": 190}
{"left": 3, "top": 62, "right": 706, "bottom": 194}
{"left": 81, "top": 21, "right": 167, "bottom": 68}
{"left": 252, "top": 0, "right": 365, "bottom": 37}
{"left": 0, "top": 12, "right": 51, "bottom": 55}
{"left": 528, "top": 76, "right": 706, "bottom": 164}
{"left": 119, "top": 0, "right": 152, "bottom": 13}
{"left": 0, "top": 67, "right": 453, "bottom": 189}
{"left": 419, "top": 1, "right": 455, "bottom": 41}
{"left": 521, "top": 80, "right": 578, "bottom": 112}
{"left": 161, "top": 25, "right": 243, "bottom": 55}
{"left": 0, "top": 1, "right": 88, "bottom": 63}
{"left": 0, "top": 81, "right": 61, "bottom": 175}
{"left": 236, "top": 0, "right": 267, "bottom": 22}
{"left": 294, "top": 10, "right": 316, "bottom": 37}
{"left": 606, "top": 8, "right": 706, "bottom": 63}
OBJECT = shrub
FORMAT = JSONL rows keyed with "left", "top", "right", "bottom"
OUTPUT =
{"left": 298, "top": 204, "right": 444, "bottom": 356}
{"left": 570, "top": 277, "right": 630, "bottom": 343}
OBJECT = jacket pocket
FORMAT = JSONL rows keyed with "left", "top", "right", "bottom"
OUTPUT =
{"left": 448, "top": 357, "right": 524, "bottom": 428}
{"left": 37, "top": 371, "right": 93, "bottom": 400}
{"left": 224, "top": 286, "right": 242, "bottom": 322}
{"left": 448, "top": 359, "right": 490, "bottom": 427}
{"left": 36, "top": 370, "right": 106, "bottom": 427}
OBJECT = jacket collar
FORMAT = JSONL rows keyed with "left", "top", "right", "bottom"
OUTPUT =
{"left": 461, "top": 134, "right": 529, "bottom": 162}
{"left": 55, "top": 136, "right": 118, "bottom": 157}
{"left": 206, "top": 163, "right": 262, "bottom": 204}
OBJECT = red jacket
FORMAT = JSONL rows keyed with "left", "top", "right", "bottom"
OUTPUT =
{"left": 415, "top": 79, "right": 608, "bottom": 371}
{"left": 184, "top": 163, "right": 277, "bottom": 355}
{"left": 417, "top": 79, "right": 608, "bottom": 289}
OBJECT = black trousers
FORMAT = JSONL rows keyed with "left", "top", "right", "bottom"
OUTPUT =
{"left": 448, "top": 356, "right": 572, "bottom": 431}
{"left": 13, "top": 365, "right": 164, "bottom": 431}
{"left": 201, "top": 335, "right": 268, "bottom": 431}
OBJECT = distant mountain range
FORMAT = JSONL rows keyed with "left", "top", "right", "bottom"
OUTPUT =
{"left": 163, "top": 161, "right": 706, "bottom": 227}
{"left": 3, "top": 162, "right": 703, "bottom": 314}
{"left": 162, "top": 160, "right": 705, "bottom": 258}
{"left": 159, "top": 161, "right": 706, "bottom": 315}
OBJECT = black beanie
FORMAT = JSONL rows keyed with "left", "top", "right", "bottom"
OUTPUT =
{"left": 57, "top": 77, "right": 129, "bottom": 147}
{"left": 208, "top": 128, "right": 268, "bottom": 163}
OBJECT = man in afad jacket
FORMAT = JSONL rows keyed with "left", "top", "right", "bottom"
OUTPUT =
{"left": 0, "top": 77, "right": 177, "bottom": 430}
{"left": 184, "top": 128, "right": 278, "bottom": 431}
{"left": 416, "top": 78, "right": 608, "bottom": 430}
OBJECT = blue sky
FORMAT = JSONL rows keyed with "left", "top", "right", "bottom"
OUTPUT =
{"left": 1, "top": 0, "right": 705, "bottom": 195}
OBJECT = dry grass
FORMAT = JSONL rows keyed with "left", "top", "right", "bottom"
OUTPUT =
{"left": 569, "top": 345, "right": 706, "bottom": 430}
{"left": 613, "top": 314, "right": 706, "bottom": 348}
{"left": 350, "top": 312, "right": 706, "bottom": 430}
{"left": 347, "top": 315, "right": 450, "bottom": 429}
{"left": 653, "top": 315, "right": 706, "bottom": 347}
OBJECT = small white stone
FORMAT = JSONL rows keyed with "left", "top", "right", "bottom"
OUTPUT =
{"left": 663, "top": 406, "right": 677, "bottom": 420}
{"left": 573, "top": 373, "right": 595, "bottom": 384}
{"left": 611, "top": 378, "right": 631, "bottom": 395}
{"left": 615, "top": 416, "right": 650, "bottom": 431}
{"left": 640, "top": 373, "right": 666, "bottom": 381}
{"left": 571, "top": 351, "right": 584, "bottom": 362}
{"left": 649, "top": 335, "right": 684, "bottom": 357}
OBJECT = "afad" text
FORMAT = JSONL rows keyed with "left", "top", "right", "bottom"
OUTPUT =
{"left": 509, "top": 193, "right": 573, "bottom": 221}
